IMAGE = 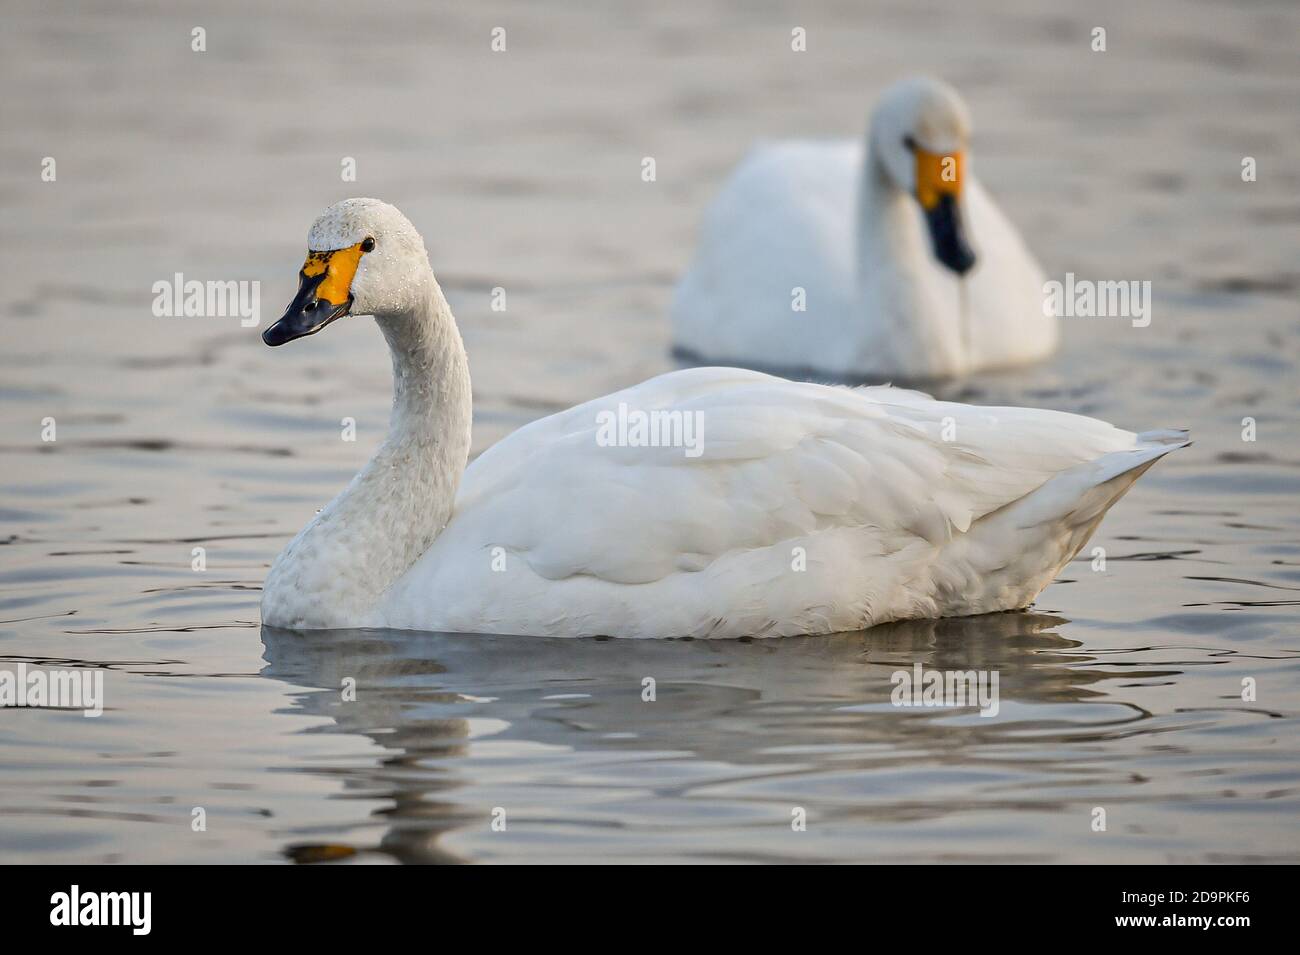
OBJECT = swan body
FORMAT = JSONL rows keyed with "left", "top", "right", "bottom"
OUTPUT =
{"left": 261, "top": 199, "right": 1183, "bottom": 639}
{"left": 672, "top": 76, "right": 1056, "bottom": 381}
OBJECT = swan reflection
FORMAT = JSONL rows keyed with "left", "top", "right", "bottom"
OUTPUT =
{"left": 260, "top": 612, "right": 1159, "bottom": 863}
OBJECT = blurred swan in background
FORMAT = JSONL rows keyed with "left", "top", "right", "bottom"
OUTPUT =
{"left": 672, "top": 76, "right": 1056, "bottom": 382}
{"left": 259, "top": 198, "right": 1183, "bottom": 638}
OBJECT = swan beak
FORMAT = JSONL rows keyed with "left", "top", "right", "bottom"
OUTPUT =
{"left": 263, "top": 245, "right": 362, "bottom": 346}
{"left": 914, "top": 148, "right": 976, "bottom": 276}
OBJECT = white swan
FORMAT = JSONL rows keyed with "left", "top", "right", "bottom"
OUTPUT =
{"left": 672, "top": 76, "right": 1056, "bottom": 381}
{"left": 261, "top": 198, "right": 1184, "bottom": 638}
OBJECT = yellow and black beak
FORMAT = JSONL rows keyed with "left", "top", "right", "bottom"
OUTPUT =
{"left": 263, "top": 242, "right": 366, "bottom": 346}
{"left": 912, "top": 144, "right": 976, "bottom": 276}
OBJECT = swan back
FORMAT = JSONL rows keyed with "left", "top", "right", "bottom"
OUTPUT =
{"left": 380, "top": 368, "right": 1153, "bottom": 637}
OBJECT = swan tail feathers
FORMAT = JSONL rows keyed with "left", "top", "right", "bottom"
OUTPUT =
{"left": 934, "top": 430, "right": 1189, "bottom": 617}
{"left": 1021, "top": 429, "right": 1189, "bottom": 531}
{"left": 1085, "top": 429, "right": 1190, "bottom": 491}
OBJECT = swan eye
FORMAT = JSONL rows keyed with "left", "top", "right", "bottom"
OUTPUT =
{"left": 903, "top": 135, "right": 917, "bottom": 152}
{"left": 360, "top": 236, "right": 376, "bottom": 253}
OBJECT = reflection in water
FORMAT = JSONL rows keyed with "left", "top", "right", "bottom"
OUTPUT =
{"left": 260, "top": 612, "right": 1167, "bottom": 864}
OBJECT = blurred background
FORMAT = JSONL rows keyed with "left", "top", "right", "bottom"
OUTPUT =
{"left": 0, "top": 0, "right": 1297, "bottom": 863}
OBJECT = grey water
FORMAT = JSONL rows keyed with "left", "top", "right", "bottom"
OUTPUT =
{"left": 1, "top": 0, "right": 1298, "bottom": 863}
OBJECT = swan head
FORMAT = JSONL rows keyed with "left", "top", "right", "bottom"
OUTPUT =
{"left": 264, "top": 198, "right": 430, "bottom": 346}
{"left": 869, "top": 76, "right": 976, "bottom": 276}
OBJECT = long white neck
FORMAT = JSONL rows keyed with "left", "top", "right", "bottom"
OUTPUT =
{"left": 262, "top": 273, "right": 473, "bottom": 630}
{"left": 856, "top": 143, "right": 966, "bottom": 379}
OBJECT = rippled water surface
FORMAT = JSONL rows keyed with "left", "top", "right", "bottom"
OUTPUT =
{"left": 2, "top": 0, "right": 1298, "bottom": 863}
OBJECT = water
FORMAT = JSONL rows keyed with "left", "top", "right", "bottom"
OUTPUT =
{"left": 2, "top": 0, "right": 1298, "bottom": 863}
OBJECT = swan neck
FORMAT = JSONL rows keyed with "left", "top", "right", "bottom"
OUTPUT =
{"left": 857, "top": 139, "right": 967, "bottom": 376}
{"left": 368, "top": 274, "right": 472, "bottom": 554}
{"left": 264, "top": 273, "right": 473, "bottom": 629}
{"left": 377, "top": 278, "right": 470, "bottom": 443}
{"left": 857, "top": 142, "right": 907, "bottom": 264}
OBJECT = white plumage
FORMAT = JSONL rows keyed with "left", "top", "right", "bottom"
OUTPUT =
{"left": 672, "top": 76, "right": 1057, "bottom": 381}
{"left": 261, "top": 199, "right": 1185, "bottom": 639}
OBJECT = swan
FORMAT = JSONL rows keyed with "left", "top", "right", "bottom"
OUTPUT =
{"left": 671, "top": 75, "right": 1056, "bottom": 381}
{"left": 260, "top": 198, "right": 1184, "bottom": 638}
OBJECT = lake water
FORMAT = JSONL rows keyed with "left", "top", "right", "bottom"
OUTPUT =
{"left": 1, "top": 0, "right": 1298, "bottom": 863}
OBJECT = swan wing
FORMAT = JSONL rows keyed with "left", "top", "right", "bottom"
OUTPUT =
{"left": 443, "top": 367, "right": 1135, "bottom": 587}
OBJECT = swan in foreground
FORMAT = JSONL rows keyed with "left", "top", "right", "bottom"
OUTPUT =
{"left": 672, "top": 76, "right": 1056, "bottom": 381}
{"left": 261, "top": 198, "right": 1184, "bottom": 638}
